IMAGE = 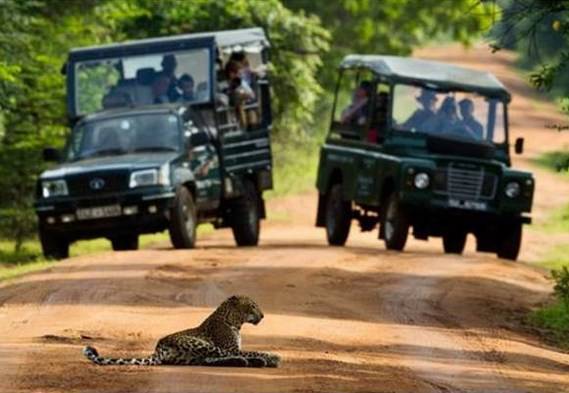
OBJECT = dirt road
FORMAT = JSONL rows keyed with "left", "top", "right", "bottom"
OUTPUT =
{"left": 1, "top": 45, "right": 569, "bottom": 393}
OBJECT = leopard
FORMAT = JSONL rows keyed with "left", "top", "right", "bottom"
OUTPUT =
{"left": 83, "top": 295, "right": 280, "bottom": 368}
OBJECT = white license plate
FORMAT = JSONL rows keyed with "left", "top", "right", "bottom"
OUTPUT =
{"left": 448, "top": 198, "right": 487, "bottom": 211}
{"left": 76, "top": 205, "right": 122, "bottom": 220}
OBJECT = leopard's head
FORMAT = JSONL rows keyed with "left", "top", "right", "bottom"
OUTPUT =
{"left": 221, "top": 295, "right": 264, "bottom": 326}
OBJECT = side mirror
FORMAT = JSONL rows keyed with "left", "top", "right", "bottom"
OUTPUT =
{"left": 514, "top": 137, "right": 524, "bottom": 155}
{"left": 189, "top": 131, "right": 210, "bottom": 147}
{"left": 43, "top": 147, "right": 61, "bottom": 162}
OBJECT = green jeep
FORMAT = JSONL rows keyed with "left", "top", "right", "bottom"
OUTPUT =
{"left": 35, "top": 28, "right": 273, "bottom": 259}
{"left": 316, "top": 55, "right": 534, "bottom": 260}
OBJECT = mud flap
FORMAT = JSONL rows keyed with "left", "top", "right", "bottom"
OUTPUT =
{"left": 316, "top": 193, "right": 326, "bottom": 227}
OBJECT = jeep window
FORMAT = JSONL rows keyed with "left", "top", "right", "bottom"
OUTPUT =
{"left": 391, "top": 84, "right": 505, "bottom": 144}
{"left": 74, "top": 48, "right": 211, "bottom": 115}
{"left": 67, "top": 114, "right": 181, "bottom": 161}
{"left": 331, "top": 69, "right": 374, "bottom": 140}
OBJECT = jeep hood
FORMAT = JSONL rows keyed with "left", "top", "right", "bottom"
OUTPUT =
{"left": 40, "top": 152, "right": 179, "bottom": 179}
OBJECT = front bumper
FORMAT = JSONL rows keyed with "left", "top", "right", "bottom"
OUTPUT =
{"left": 35, "top": 187, "right": 176, "bottom": 240}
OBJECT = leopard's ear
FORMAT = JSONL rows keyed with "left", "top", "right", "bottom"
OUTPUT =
{"left": 227, "top": 295, "right": 240, "bottom": 303}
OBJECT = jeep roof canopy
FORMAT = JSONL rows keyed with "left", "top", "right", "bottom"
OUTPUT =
{"left": 68, "top": 27, "right": 270, "bottom": 61}
{"left": 340, "top": 55, "right": 510, "bottom": 101}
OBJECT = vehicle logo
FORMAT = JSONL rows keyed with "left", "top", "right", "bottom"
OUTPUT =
{"left": 89, "top": 178, "right": 105, "bottom": 190}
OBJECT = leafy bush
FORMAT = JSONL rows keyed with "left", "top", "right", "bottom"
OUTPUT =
{"left": 552, "top": 266, "right": 569, "bottom": 311}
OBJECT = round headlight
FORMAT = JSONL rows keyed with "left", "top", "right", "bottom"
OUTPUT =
{"left": 505, "top": 181, "right": 521, "bottom": 198}
{"left": 414, "top": 172, "right": 430, "bottom": 189}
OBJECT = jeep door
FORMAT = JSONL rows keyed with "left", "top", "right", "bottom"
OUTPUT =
{"left": 186, "top": 111, "right": 221, "bottom": 209}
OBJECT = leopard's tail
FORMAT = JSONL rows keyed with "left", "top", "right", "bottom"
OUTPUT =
{"left": 83, "top": 346, "right": 161, "bottom": 366}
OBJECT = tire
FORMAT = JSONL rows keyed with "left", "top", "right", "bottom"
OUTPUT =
{"left": 111, "top": 234, "right": 139, "bottom": 251}
{"left": 382, "top": 193, "right": 409, "bottom": 251}
{"left": 39, "top": 226, "right": 69, "bottom": 260}
{"left": 497, "top": 223, "right": 522, "bottom": 261}
{"left": 443, "top": 230, "right": 467, "bottom": 254}
{"left": 231, "top": 180, "right": 260, "bottom": 247}
{"left": 169, "top": 187, "right": 197, "bottom": 249}
{"left": 325, "top": 183, "right": 352, "bottom": 246}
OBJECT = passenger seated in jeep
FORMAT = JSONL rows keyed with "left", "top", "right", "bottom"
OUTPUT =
{"left": 424, "top": 96, "right": 460, "bottom": 134}
{"left": 178, "top": 74, "right": 195, "bottom": 103}
{"left": 341, "top": 81, "right": 372, "bottom": 126}
{"left": 152, "top": 74, "right": 172, "bottom": 104}
{"left": 225, "top": 60, "right": 255, "bottom": 105}
{"left": 402, "top": 88, "right": 437, "bottom": 131}
{"left": 458, "top": 98, "right": 483, "bottom": 139}
{"left": 159, "top": 54, "right": 181, "bottom": 102}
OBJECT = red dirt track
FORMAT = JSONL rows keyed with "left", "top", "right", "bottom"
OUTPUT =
{"left": 1, "top": 45, "right": 569, "bottom": 393}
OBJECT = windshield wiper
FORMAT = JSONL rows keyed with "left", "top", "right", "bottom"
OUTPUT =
{"left": 79, "top": 148, "right": 128, "bottom": 160}
{"left": 132, "top": 146, "right": 178, "bottom": 153}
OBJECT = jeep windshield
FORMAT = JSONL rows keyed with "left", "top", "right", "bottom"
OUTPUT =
{"left": 74, "top": 48, "right": 211, "bottom": 115}
{"left": 391, "top": 84, "right": 506, "bottom": 144}
{"left": 66, "top": 113, "right": 181, "bottom": 161}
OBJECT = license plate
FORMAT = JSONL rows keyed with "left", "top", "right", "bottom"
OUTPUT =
{"left": 76, "top": 205, "right": 122, "bottom": 220}
{"left": 448, "top": 198, "right": 487, "bottom": 211}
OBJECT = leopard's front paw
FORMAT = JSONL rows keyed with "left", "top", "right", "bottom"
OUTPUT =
{"left": 265, "top": 353, "right": 281, "bottom": 368}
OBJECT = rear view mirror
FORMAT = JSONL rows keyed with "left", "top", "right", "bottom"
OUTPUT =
{"left": 43, "top": 147, "right": 61, "bottom": 162}
{"left": 514, "top": 137, "right": 524, "bottom": 155}
{"left": 189, "top": 131, "right": 210, "bottom": 147}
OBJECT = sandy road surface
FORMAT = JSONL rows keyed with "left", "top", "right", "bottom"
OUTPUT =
{"left": 1, "top": 45, "right": 569, "bottom": 393}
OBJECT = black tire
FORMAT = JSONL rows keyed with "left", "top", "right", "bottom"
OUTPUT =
{"left": 443, "top": 230, "right": 467, "bottom": 254}
{"left": 382, "top": 193, "right": 409, "bottom": 251}
{"left": 231, "top": 180, "right": 260, "bottom": 247}
{"left": 39, "top": 226, "right": 69, "bottom": 260}
{"left": 497, "top": 223, "right": 522, "bottom": 261}
{"left": 325, "top": 183, "right": 352, "bottom": 246}
{"left": 169, "top": 187, "right": 197, "bottom": 249}
{"left": 111, "top": 234, "right": 139, "bottom": 251}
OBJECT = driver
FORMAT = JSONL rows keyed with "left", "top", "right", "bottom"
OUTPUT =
{"left": 402, "top": 88, "right": 437, "bottom": 131}
{"left": 459, "top": 98, "right": 483, "bottom": 139}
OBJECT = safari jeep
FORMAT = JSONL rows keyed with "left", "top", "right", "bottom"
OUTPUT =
{"left": 316, "top": 55, "right": 534, "bottom": 260}
{"left": 35, "top": 28, "right": 273, "bottom": 259}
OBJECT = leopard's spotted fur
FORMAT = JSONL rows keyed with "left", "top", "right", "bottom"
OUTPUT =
{"left": 83, "top": 295, "right": 280, "bottom": 367}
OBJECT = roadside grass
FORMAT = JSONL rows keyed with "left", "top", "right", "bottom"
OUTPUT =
{"left": 0, "top": 228, "right": 215, "bottom": 282}
{"left": 533, "top": 151, "right": 569, "bottom": 174}
{"left": 528, "top": 150, "right": 569, "bottom": 348}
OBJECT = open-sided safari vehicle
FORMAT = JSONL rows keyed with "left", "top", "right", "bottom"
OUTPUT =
{"left": 316, "top": 55, "right": 534, "bottom": 260}
{"left": 35, "top": 28, "right": 273, "bottom": 259}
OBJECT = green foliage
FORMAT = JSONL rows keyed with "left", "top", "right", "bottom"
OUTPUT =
{"left": 284, "top": 0, "right": 495, "bottom": 87}
{"left": 552, "top": 266, "right": 569, "bottom": 310}
{"left": 530, "top": 301, "right": 569, "bottom": 348}
{"left": 491, "top": 0, "right": 569, "bottom": 115}
{"left": 535, "top": 150, "right": 569, "bottom": 173}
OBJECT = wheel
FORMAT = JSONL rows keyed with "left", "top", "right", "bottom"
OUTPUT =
{"left": 443, "top": 230, "right": 467, "bottom": 254}
{"left": 169, "top": 187, "right": 197, "bottom": 249}
{"left": 324, "top": 183, "right": 352, "bottom": 246}
{"left": 111, "top": 234, "right": 139, "bottom": 251}
{"left": 231, "top": 180, "right": 260, "bottom": 247}
{"left": 382, "top": 193, "right": 409, "bottom": 251}
{"left": 39, "top": 226, "right": 69, "bottom": 260}
{"left": 497, "top": 222, "right": 522, "bottom": 261}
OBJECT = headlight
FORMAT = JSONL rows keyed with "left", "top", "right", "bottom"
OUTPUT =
{"left": 414, "top": 172, "right": 430, "bottom": 189}
{"left": 130, "top": 169, "right": 158, "bottom": 188}
{"left": 42, "top": 179, "right": 68, "bottom": 198}
{"left": 129, "top": 164, "right": 170, "bottom": 188}
{"left": 505, "top": 181, "right": 521, "bottom": 198}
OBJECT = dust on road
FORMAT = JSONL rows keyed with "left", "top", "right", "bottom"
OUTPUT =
{"left": 1, "top": 45, "right": 569, "bottom": 393}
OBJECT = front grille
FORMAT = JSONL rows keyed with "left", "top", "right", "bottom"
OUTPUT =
{"left": 433, "top": 163, "right": 497, "bottom": 200}
{"left": 67, "top": 172, "right": 129, "bottom": 197}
